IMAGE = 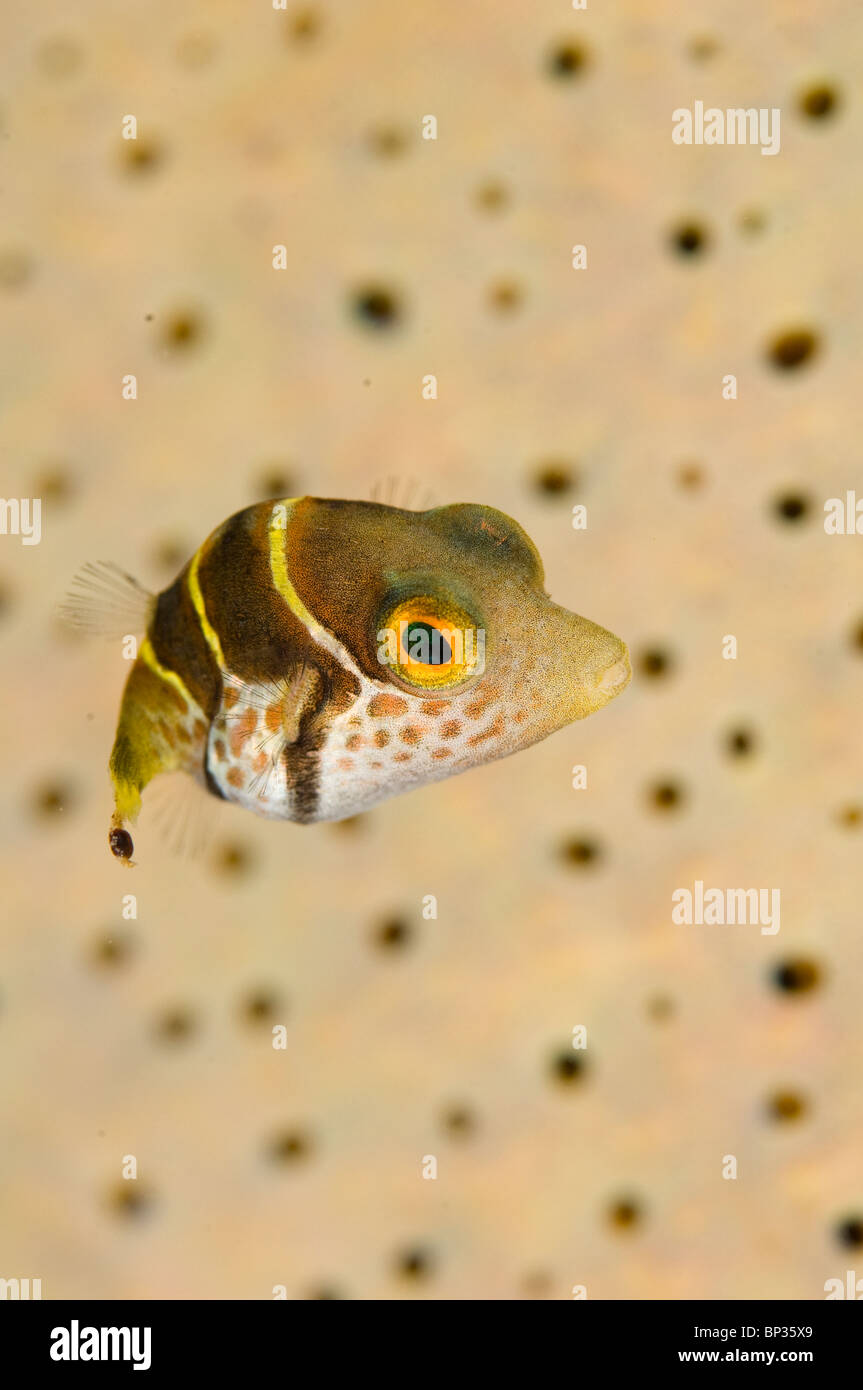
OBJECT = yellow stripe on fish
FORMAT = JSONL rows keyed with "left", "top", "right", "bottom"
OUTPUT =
{"left": 186, "top": 545, "right": 227, "bottom": 671}
{"left": 138, "top": 636, "right": 195, "bottom": 707}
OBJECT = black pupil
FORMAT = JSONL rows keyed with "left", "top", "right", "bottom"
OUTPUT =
{"left": 407, "top": 621, "right": 452, "bottom": 665}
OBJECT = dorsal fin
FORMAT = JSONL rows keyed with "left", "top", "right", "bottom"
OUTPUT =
{"left": 60, "top": 561, "right": 155, "bottom": 638}
{"left": 368, "top": 476, "right": 436, "bottom": 511}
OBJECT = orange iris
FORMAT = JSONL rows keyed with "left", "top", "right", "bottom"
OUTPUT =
{"left": 378, "top": 596, "right": 484, "bottom": 690}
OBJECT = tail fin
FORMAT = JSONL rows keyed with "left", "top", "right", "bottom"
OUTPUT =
{"left": 108, "top": 647, "right": 206, "bottom": 862}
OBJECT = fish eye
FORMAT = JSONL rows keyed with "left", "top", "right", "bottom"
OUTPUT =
{"left": 376, "top": 594, "right": 485, "bottom": 692}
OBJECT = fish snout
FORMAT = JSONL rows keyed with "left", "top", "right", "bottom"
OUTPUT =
{"left": 522, "top": 601, "right": 631, "bottom": 724}
{"left": 595, "top": 648, "right": 631, "bottom": 699}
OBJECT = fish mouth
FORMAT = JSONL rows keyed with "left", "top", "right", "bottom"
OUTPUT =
{"left": 595, "top": 648, "right": 631, "bottom": 698}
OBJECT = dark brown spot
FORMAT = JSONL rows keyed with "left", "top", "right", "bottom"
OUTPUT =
{"left": 739, "top": 208, "right": 766, "bottom": 235}
{"left": 440, "top": 720, "right": 461, "bottom": 739}
{"left": 608, "top": 1197, "right": 642, "bottom": 1231}
{"left": 375, "top": 916, "right": 411, "bottom": 949}
{"left": 242, "top": 989, "right": 280, "bottom": 1023}
{"left": 214, "top": 839, "right": 253, "bottom": 873}
{"left": 767, "top": 1090, "right": 807, "bottom": 1122}
{"left": 396, "top": 1247, "right": 433, "bottom": 1279}
{"left": 35, "top": 466, "right": 74, "bottom": 505}
{"left": 92, "top": 931, "right": 135, "bottom": 966}
{"left": 522, "top": 1270, "right": 554, "bottom": 1297}
{"left": 373, "top": 729, "right": 390, "bottom": 748}
{"left": 0, "top": 249, "right": 34, "bottom": 291}
{"left": 420, "top": 701, "right": 447, "bottom": 717}
{"left": 108, "top": 1181, "right": 152, "bottom": 1218}
{"left": 256, "top": 464, "right": 296, "bottom": 499}
{"left": 487, "top": 278, "right": 523, "bottom": 312}
{"left": 34, "top": 781, "right": 74, "bottom": 817}
{"left": 768, "top": 329, "right": 819, "bottom": 371}
{"left": 688, "top": 35, "right": 720, "bottom": 62}
{"left": 551, "top": 1050, "right": 586, "bottom": 1085}
{"left": 176, "top": 32, "right": 217, "bottom": 68}
{"left": 287, "top": 7, "right": 322, "bottom": 42}
{"left": 678, "top": 461, "right": 705, "bottom": 490}
{"left": 476, "top": 180, "right": 508, "bottom": 212}
{"left": 562, "top": 836, "right": 600, "bottom": 867}
{"left": 269, "top": 1129, "right": 313, "bottom": 1163}
{"left": 773, "top": 491, "right": 810, "bottom": 523}
{"left": 431, "top": 747, "right": 452, "bottom": 760}
{"left": 400, "top": 726, "right": 422, "bottom": 745}
{"left": 547, "top": 41, "right": 588, "bottom": 78}
{"left": 442, "top": 1104, "right": 475, "bottom": 1136}
{"left": 352, "top": 285, "right": 401, "bottom": 329}
{"left": 155, "top": 1007, "right": 196, "bottom": 1043}
{"left": 836, "top": 1216, "right": 863, "bottom": 1249}
{"left": 160, "top": 309, "right": 206, "bottom": 351}
{"left": 799, "top": 83, "right": 839, "bottom": 120}
{"left": 639, "top": 647, "right": 672, "bottom": 679}
{"left": 727, "top": 726, "right": 756, "bottom": 757}
{"left": 650, "top": 780, "right": 684, "bottom": 811}
{"left": 368, "top": 125, "right": 408, "bottom": 157}
{"left": 646, "top": 994, "right": 675, "bottom": 1022}
{"left": 152, "top": 535, "right": 187, "bottom": 571}
{"left": 120, "top": 137, "right": 164, "bottom": 175}
{"left": 535, "top": 460, "right": 575, "bottom": 494}
{"left": 671, "top": 220, "right": 709, "bottom": 257}
{"left": 772, "top": 959, "right": 821, "bottom": 995}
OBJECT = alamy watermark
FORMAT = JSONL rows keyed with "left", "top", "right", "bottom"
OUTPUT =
{"left": 825, "top": 492, "right": 863, "bottom": 534}
{"left": 50, "top": 1321, "right": 151, "bottom": 1371}
{"left": 0, "top": 1276, "right": 42, "bottom": 1299}
{"left": 825, "top": 1270, "right": 863, "bottom": 1299}
{"left": 672, "top": 880, "right": 780, "bottom": 935}
{"left": 0, "top": 497, "right": 41, "bottom": 545}
{"left": 672, "top": 101, "right": 780, "bottom": 157}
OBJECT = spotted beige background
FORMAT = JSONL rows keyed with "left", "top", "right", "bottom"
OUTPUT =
{"left": 1, "top": 0, "right": 861, "bottom": 1300}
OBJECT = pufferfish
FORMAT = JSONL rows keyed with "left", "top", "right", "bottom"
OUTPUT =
{"left": 68, "top": 497, "right": 630, "bottom": 861}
